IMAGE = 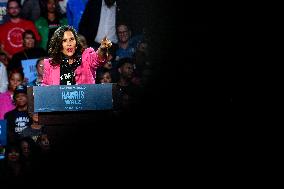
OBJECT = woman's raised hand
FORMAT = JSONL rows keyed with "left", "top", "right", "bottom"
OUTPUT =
{"left": 100, "top": 37, "right": 112, "bottom": 49}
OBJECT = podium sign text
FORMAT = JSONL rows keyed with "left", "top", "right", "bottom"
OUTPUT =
{"left": 33, "top": 84, "right": 113, "bottom": 112}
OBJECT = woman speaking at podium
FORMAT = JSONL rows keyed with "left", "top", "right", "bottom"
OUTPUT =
{"left": 42, "top": 25, "right": 112, "bottom": 85}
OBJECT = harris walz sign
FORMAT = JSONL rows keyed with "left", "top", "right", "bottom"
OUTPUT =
{"left": 33, "top": 84, "right": 113, "bottom": 112}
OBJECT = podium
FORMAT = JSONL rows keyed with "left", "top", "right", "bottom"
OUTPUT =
{"left": 27, "top": 84, "right": 123, "bottom": 147}
{"left": 27, "top": 84, "right": 116, "bottom": 125}
{"left": 25, "top": 84, "right": 125, "bottom": 170}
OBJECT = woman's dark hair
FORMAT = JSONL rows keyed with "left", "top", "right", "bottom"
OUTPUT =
{"left": 48, "top": 25, "right": 83, "bottom": 66}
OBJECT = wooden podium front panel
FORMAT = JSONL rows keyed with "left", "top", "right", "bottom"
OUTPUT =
{"left": 37, "top": 110, "right": 113, "bottom": 125}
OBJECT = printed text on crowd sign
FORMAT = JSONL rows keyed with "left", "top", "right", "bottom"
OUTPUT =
{"left": 22, "top": 58, "right": 38, "bottom": 83}
{"left": 33, "top": 84, "right": 113, "bottom": 112}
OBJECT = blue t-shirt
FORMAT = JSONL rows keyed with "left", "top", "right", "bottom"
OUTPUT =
{"left": 4, "top": 109, "right": 31, "bottom": 142}
{"left": 11, "top": 111, "right": 30, "bottom": 136}
{"left": 115, "top": 35, "right": 144, "bottom": 61}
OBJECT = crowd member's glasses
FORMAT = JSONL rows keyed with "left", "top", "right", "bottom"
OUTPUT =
{"left": 118, "top": 31, "right": 128, "bottom": 35}
{"left": 24, "top": 36, "right": 35, "bottom": 40}
{"left": 8, "top": 6, "right": 19, "bottom": 9}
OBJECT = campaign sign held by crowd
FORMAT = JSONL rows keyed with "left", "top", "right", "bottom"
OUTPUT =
{"left": 0, "top": 120, "right": 7, "bottom": 146}
{"left": 22, "top": 58, "right": 38, "bottom": 83}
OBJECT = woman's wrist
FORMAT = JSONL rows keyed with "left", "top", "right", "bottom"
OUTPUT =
{"left": 98, "top": 46, "right": 105, "bottom": 54}
{"left": 98, "top": 47, "right": 107, "bottom": 62}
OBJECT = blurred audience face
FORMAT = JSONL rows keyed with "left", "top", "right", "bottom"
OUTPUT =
{"left": 8, "top": 148, "right": 20, "bottom": 162}
{"left": 100, "top": 72, "right": 112, "bottom": 83}
{"left": 138, "top": 42, "right": 148, "bottom": 53}
{"left": 119, "top": 63, "right": 134, "bottom": 79}
{"left": 0, "top": 53, "right": 8, "bottom": 67}
{"left": 7, "top": 0, "right": 21, "bottom": 18}
{"left": 36, "top": 59, "right": 44, "bottom": 77}
{"left": 47, "top": 0, "right": 56, "bottom": 13}
{"left": 78, "top": 34, "right": 88, "bottom": 49}
{"left": 39, "top": 134, "right": 50, "bottom": 150}
{"left": 61, "top": 31, "right": 76, "bottom": 57}
{"left": 15, "top": 93, "right": 28, "bottom": 107}
{"left": 9, "top": 72, "right": 23, "bottom": 91}
{"left": 29, "top": 112, "right": 39, "bottom": 123}
{"left": 23, "top": 33, "right": 35, "bottom": 49}
{"left": 20, "top": 141, "right": 30, "bottom": 156}
{"left": 117, "top": 25, "right": 130, "bottom": 43}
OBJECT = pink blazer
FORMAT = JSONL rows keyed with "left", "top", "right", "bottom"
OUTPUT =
{"left": 42, "top": 48, "right": 106, "bottom": 85}
{"left": 0, "top": 91, "right": 15, "bottom": 119}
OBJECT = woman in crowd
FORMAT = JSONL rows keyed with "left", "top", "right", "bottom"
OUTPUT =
{"left": 0, "top": 70, "right": 24, "bottom": 119}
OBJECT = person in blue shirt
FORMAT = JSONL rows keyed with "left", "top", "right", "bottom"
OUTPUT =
{"left": 115, "top": 23, "right": 143, "bottom": 61}
{"left": 27, "top": 57, "right": 45, "bottom": 86}
{"left": 66, "top": 0, "right": 88, "bottom": 31}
